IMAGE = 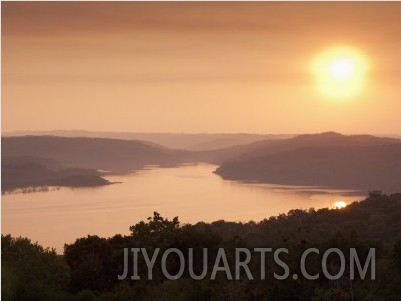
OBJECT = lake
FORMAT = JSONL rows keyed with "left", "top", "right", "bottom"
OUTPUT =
{"left": 2, "top": 164, "right": 365, "bottom": 252}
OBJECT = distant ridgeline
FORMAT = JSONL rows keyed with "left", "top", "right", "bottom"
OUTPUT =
{"left": 2, "top": 132, "right": 401, "bottom": 193}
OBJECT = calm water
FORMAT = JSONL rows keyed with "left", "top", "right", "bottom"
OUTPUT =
{"left": 2, "top": 164, "right": 365, "bottom": 252}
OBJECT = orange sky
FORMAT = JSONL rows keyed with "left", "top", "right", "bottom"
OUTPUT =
{"left": 2, "top": 2, "right": 401, "bottom": 134}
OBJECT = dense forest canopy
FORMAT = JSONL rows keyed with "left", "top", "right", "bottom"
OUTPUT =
{"left": 2, "top": 192, "right": 401, "bottom": 300}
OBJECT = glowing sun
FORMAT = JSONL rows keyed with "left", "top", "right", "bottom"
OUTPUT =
{"left": 333, "top": 201, "right": 347, "bottom": 209}
{"left": 311, "top": 46, "right": 370, "bottom": 100}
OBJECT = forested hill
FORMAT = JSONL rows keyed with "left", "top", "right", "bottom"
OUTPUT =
{"left": 215, "top": 132, "right": 401, "bottom": 193}
{"left": 2, "top": 156, "right": 111, "bottom": 192}
{"left": 2, "top": 192, "right": 401, "bottom": 300}
{"left": 2, "top": 136, "right": 192, "bottom": 173}
{"left": 3, "top": 133, "right": 401, "bottom": 192}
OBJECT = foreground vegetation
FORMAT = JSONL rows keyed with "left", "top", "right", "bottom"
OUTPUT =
{"left": 2, "top": 192, "right": 401, "bottom": 300}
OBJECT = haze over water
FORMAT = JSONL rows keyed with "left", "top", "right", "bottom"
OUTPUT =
{"left": 2, "top": 164, "right": 365, "bottom": 252}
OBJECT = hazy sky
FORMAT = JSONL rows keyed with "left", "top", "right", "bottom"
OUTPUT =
{"left": 2, "top": 2, "right": 401, "bottom": 134}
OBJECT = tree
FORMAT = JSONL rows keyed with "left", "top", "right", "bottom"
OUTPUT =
{"left": 1, "top": 235, "right": 71, "bottom": 301}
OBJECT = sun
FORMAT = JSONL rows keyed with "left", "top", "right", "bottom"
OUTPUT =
{"left": 329, "top": 59, "right": 355, "bottom": 79}
{"left": 310, "top": 46, "right": 370, "bottom": 100}
{"left": 333, "top": 201, "right": 347, "bottom": 209}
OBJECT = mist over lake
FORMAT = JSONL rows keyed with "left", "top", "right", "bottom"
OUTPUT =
{"left": 2, "top": 164, "right": 364, "bottom": 252}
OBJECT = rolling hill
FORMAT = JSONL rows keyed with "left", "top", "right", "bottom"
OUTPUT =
{"left": 3, "top": 132, "right": 401, "bottom": 193}
{"left": 1, "top": 136, "right": 192, "bottom": 174}
{"left": 215, "top": 132, "right": 401, "bottom": 193}
{"left": 3, "top": 130, "right": 292, "bottom": 151}
{"left": 2, "top": 156, "right": 111, "bottom": 192}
